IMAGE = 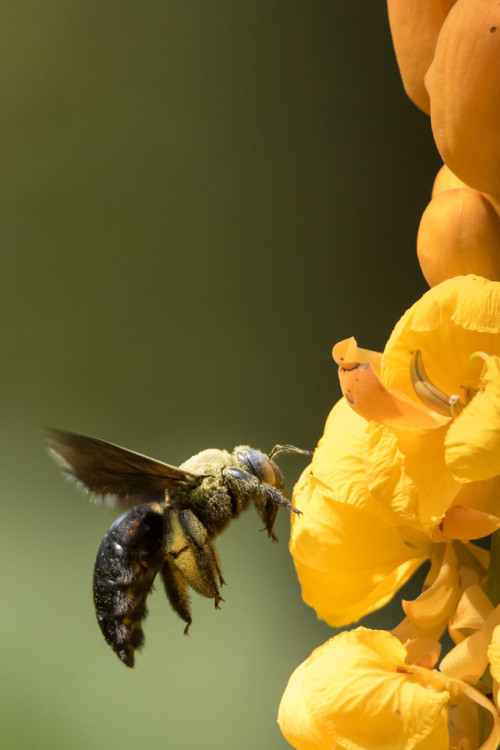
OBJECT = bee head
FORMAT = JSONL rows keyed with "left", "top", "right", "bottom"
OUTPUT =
{"left": 234, "top": 447, "right": 285, "bottom": 490}
{"left": 229, "top": 444, "right": 311, "bottom": 541}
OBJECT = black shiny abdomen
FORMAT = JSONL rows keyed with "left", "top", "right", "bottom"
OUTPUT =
{"left": 93, "top": 502, "right": 165, "bottom": 667}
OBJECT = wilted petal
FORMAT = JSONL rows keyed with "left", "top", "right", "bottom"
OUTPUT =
{"left": 332, "top": 337, "right": 382, "bottom": 373}
{"left": 333, "top": 338, "right": 444, "bottom": 430}
{"left": 278, "top": 628, "right": 449, "bottom": 750}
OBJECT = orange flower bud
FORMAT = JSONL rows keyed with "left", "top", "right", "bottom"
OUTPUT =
{"left": 387, "top": 0, "right": 457, "bottom": 113}
{"left": 417, "top": 188, "right": 500, "bottom": 285}
{"left": 430, "top": 0, "right": 500, "bottom": 195}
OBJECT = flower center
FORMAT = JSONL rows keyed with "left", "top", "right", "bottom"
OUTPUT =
{"left": 409, "top": 350, "right": 479, "bottom": 418}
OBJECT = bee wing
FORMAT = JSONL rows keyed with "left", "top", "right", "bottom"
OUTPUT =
{"left": 44, "top": 429, "right": 201, "bottom": 507}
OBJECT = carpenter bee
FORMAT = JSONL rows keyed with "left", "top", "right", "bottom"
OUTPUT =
{"left": 44, "top": 429, "right": 310, "bottom": 667}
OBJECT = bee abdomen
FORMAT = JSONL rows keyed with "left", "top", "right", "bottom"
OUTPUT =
{"left": 92, "top": 502, "right": 165, "bottom": 668}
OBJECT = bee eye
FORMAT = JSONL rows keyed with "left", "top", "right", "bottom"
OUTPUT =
{"left": 236, "top": 448, "right": 276, "bottom": 485}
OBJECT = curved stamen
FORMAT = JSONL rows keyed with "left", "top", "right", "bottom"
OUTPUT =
{"left": 409, "top": 350, "right": 463, "bottom": 418}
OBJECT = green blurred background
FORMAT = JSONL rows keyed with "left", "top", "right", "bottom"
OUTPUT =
{"left": 0, "top": 3, "right": 440, "bottom": 748}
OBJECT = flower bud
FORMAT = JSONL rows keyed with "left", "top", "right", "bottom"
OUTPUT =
{"left": 430, "top": 0, "right": 500, "bottom": 195}
{"left": 432, "top": 164, "right": 467, "bottom": 198}
{"left": 387, "top": 0, "right": 456, "bottom": 113}
{"left": 417, "top": 187, "right": 500, "bottom": 285}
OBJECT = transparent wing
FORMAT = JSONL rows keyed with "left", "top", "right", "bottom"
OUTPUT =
{"left": 44, "top": 428, "right": 201, "bottom": 506}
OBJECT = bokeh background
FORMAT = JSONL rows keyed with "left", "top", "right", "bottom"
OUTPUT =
{"left": 1, "top": 3, "right": 440, "bottom": 749}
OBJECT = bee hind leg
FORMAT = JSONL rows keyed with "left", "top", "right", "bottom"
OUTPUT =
{"left": 164, "top": 507, "right": 224, "bottom": 614}
{"left": 160, "top": 558, "right": 193, "bottom": 634}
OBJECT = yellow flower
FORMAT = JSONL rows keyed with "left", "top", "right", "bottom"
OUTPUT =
{"left": 278, "top": 628, "right": 500, "bottom": 750}
{"left": 278, "top": 627, "right": 450, "bottom": 750}
{"left": 291, "top": 276, "right": 500, "bottom": 629}
{"left": 340, "top": 276, "right": 500, "bottom": 525}
{"left": 291, "top": 399, "right": 431, "bottom": 627}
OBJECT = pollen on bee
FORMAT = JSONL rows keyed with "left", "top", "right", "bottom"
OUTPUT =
{"left": 125, "top": 587, "right": 135, "bottom": 601}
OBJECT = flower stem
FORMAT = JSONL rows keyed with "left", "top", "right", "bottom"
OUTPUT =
{"left": 484, "top": 530, "right": 500, "bottom": 607}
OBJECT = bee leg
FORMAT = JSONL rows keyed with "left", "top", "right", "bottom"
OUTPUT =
{"left": 164, "top": 507, "right": 224, "bottom": 610}
{"left": 226, "top": 468, "right": 300, "bottom": 541}
{"left": 160, "top": 558, "right": 192, "bottom": 634}
{"left": 257, "top": 499, "right": 279, "bottom": 542}
{"left": 253, "top": 485, "right": 302, "bottom": 542}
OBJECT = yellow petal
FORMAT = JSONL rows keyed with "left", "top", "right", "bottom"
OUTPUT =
{"left": 403, "top": 637, "right": 442, "bottom": 670}
{"left": 453, "top": 476, "right": 500, "bottom": 517}
{"left": 440, "top": 630, "right": 489, "bottom": 683}
{"left": 382, "top": 276, "right": 500, "bottom": 405}
{"left": 441, "top": 606, "right": 500, "bottom": 682}
{"left": 312, "top": 397, "right": 452, "bottom": 532}
{"left": 463, "top": 541, "right": 490, "bottom": 573}
{"left": 441, "top": 505, "right": 500, "bottom": 540}
{"left": 278, "top": 628, "right": 449, "bottom": 750}
{"left": 365, "top": 421, "right": 460, "bottom": 528}
{"left": 392, "top": 616, "right": 449, "bottom": 649}
{"left": 446, "top": 356, "right": 500, "bottom": 481}
{"left": 312, "top": 398, "right": 393, "bottom": 519}
{"left": 363, "top": 422, "right": 420, "bottom": 527}
{"left": 402, "top": 543, "right": 461, "bottom": 630}
{"left": 449, "top": 585, "right": 494, "bottom": 644}
{"left": 290, "top": 470, "right": 430, "bottom": 626}
{"left": 447, "top": 679, "right": 500, "bottom": 750}
{"left": 448, "top": 701, "right": 479, "bottom": 750}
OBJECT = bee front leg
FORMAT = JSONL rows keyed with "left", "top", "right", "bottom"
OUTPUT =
{"left": 164, "top": 508, "right": 224, "bottom": 613}
{"left": 253, "top": 485, "right": 301, "bottom": 541}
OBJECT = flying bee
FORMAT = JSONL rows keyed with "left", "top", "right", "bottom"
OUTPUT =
{"left": 44, "top": 429, "right": 310, "bottom": 667}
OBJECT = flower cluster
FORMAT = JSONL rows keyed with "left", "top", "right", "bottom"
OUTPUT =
{"left": 278, "top": 2, "right": 500, "bottom": 748}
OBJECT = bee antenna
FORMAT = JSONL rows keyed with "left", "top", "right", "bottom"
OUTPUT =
{"left": 268, "top": 444, "right": 312, "bottom": 461}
